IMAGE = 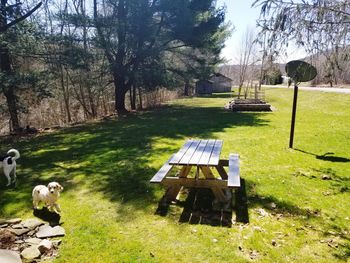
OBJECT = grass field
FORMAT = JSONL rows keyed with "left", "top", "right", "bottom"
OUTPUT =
{"left": 1, "top": 88, "right": 349, "bottom": 262}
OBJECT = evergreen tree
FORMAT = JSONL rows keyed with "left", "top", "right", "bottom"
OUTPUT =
{"left": 0, "top": 0, "right": 42, "bottom": 132}
{"left": 93, "top": 0, "right": 228, "bottom": 114}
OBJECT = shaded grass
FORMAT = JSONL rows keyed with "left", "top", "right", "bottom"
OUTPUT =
{"left": 0, "top": 88, "right": 349, "bottom": 262}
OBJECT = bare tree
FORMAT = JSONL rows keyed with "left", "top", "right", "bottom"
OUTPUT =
{"left": 237, "top": 27, "right": 258, "bottom": 99}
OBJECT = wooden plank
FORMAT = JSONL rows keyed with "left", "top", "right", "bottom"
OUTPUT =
{"left": 219, "top": 159, "right": 229, "bottom": 167}
{"left": 216, "top": 165, "right": 228, "bottom": 180}
{"left": 200, "top": 166, "right": 215, "bottom": 179}
{"left": 208, "top": 140, "right": 223, "bottom": 166}
{"left": 179, "top": 165, "right": 192, "bottom": 178}
{"left": 199, "top": 165, "right": 227, "bottom": 202}
{"left": 168, "top": 140, "right": 193, "bottom": 165}
{"left": 162, "top": 177, "right": 228, "bottom": 188}
{"left": 197, "top": 139, "right": 216, "bottom": 165}
{"left": 228, "top": 154, "right": 240, "bottom": 187}
{"left": 165, "top": 165, "right": 192, "bottom": 201}
{"left": 178, "top": 140, "right": 201, "bottom": 165}
{"left": 150, "top": 155, "right": 174, "bottom": 183}
{"left": 188, "top": 140, "right": 208, "bottom": 165}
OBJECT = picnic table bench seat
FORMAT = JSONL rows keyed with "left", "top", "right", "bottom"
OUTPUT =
{"left": 150, "top": 155, "right": 174, "bottom": 183}
{"left": 150, "top": 153, "right": 240, "bottom": 188}
{"left": 228, "top": 154, "right": 240, "bottom": 188}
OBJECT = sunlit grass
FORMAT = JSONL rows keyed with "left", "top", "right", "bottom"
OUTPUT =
{"left": 0, "top": 88, "right": 349, "bottom": 262}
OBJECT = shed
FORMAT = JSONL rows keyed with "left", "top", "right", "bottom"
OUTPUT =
{"left": 210, "top": 73, "right": 232, "bottom": 93}
{"left": 195, "top": 80, "right": 213, "bottom": 94}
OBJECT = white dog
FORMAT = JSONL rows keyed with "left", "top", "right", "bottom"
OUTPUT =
{"left": 0, "top": 149, "right": 20, "bottom": 186}
{"left": 32, "top": 182, "right": 63, "bottom": 214}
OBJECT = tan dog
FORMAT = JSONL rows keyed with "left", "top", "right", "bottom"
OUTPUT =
{"left": 32, "top": 182, "right": 63, "bottom": 214}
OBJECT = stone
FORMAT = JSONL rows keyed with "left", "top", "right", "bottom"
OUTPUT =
{"left": 38, "top": 239, "right": 53, "bottom": 253}
{"left": 249, "top": 250, "right": 259, "bottom": 260}
{"left": 52, "top": 240, "right": 62, "bottom": 247}
{"left": 11, "top": 224, "right": 24, "bottom": 229}
{"left": 27, "top": 230, "right": 36, "bottom": 236}
{"left": 9, "top": 227, "right": 31, "bottom": 236}
{"left": 256, "top": 208, "right": 269, "bottom": 217}
{"left": 269, "top": 202, "right": 277, "bottom": 209}
{"left": 0, "top": 229, "right": 16, "bottom": 244}
{"left": 36, "top": 225, "right": 65, "bottom": 238}
{"left": 21, "top": 246, "right": 41, "bottom": 260}
{"left": 0, "top": 249, "right": 22, "bottom": 263}
{"left": 25, "top": 238, "right": 42, "bottom": 245}
{"left": 4, "top": 218, "right": 22, "bottom": 225}
{"left": 0, "top": 224, "right": 9, "bottom": 228}
{"left": 253, "top": 226, "right": 265, "bottom": 232}
{"left": 321, "top": 174, "right": 332, "bottom": 180}
{"left": 22, "top": 219, "right": 44, "bottom": 230}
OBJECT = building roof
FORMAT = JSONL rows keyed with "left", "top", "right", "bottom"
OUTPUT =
{"left": 196, "top": 79, "right": 214, "bottom": 84}
{"left": 210, "top": 73, "right": 233, "bottom": 81}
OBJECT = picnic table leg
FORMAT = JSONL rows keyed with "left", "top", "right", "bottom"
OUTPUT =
{"left": 216, "top": 164, "right": 228, "bottom": 180}
{"left": 200, "top": 166, "right": 227, "bottom": 202}
{"left": 215, "top": 163, "right": 232, "bottom": 204}
{"left": 165, "top": 165, "right": 192, "bottom": 202}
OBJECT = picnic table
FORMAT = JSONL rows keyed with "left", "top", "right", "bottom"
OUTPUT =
{"left": 150, "top": 139, "right": 240, "bottom": 203}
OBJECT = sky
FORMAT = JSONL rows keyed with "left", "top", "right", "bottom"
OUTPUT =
{"left": 217, "top": 0, "right": 306, "bottom": 64}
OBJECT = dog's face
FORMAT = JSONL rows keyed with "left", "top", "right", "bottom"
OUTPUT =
{"left": 47, "top": 182, "right": 63, "bottom": 194}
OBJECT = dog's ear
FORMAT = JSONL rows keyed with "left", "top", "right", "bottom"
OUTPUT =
{"left": 58, "top": 184, "right": 64, "bottom": 191}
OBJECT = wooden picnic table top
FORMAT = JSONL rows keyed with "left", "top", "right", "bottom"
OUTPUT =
{"left": 168, "top": 139, "right": 223, "bottom": 166}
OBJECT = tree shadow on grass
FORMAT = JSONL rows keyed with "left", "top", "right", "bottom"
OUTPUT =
{"left": 154, "top": 177, "right": 319, "bottom": 227}
{"left": 156, "top": 188, "right": 234, "bottom": 227}
{"left": 334, "top": 243, "right": 350, "bottom": 262}
{"left": 308, "top": 167, "right": 350, "bottom": 194}
{"left": 235, "top": 178, "right": 249, "bottom": 224}
{"left": 200, "top": 93, "right": 235, "bottom": 99}
{"left": 241, "top": 179, "right": 324, "bottom": 219}
{"left": 0, "top": 104, "right": 270, "bottom": 218}
{"left": 295, "top": 148, "right": 350, "bottom": 163}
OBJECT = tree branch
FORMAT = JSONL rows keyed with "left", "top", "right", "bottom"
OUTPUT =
{"left": 0, "top": 2, "right": 42, "bottom": 33}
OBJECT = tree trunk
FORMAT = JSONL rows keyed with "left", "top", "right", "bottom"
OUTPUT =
{"left": 102, "top": 95, "right": 108, "bottom": 115}
{"left": 0, "top": 0, "right": 17, "bottom": 130}
{"left": 184, "top": 80, "right": 189, "bottom": 96}
{"left": 115, "top": 88, "right": 127, "bottom": 114}
{"left": 138, "top": 87, "right": 143, "bottom": 110}
{"left": 114, "top": 77, "right": 128, "bottom": 114}
{"left": 0, "top": 44, "right": 21, "bottom": 132}
{"left": 87, "top": 84, "right": 97, "bottom": 118}
{"left": 3, "top": 85, "right": 20, "bottom": 132}
{"left": 238, "top": 84, "right": 243, "bottom": 99}
{"left": 129, "top": 85, "right": 136, "bottom": 110}
{"left": 60, "top": 66, "right": 72, "bottom": 122}
{"left": 132, "top": 85, "right": 136, "bottom": 110}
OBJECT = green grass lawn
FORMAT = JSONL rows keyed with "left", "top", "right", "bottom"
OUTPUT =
{"left": 1, "top": 88, "right": 349, "bottom": 262}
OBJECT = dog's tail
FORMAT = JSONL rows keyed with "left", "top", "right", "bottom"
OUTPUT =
{"left": 7, "top": 149, "right": 20, "bottom": 160}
